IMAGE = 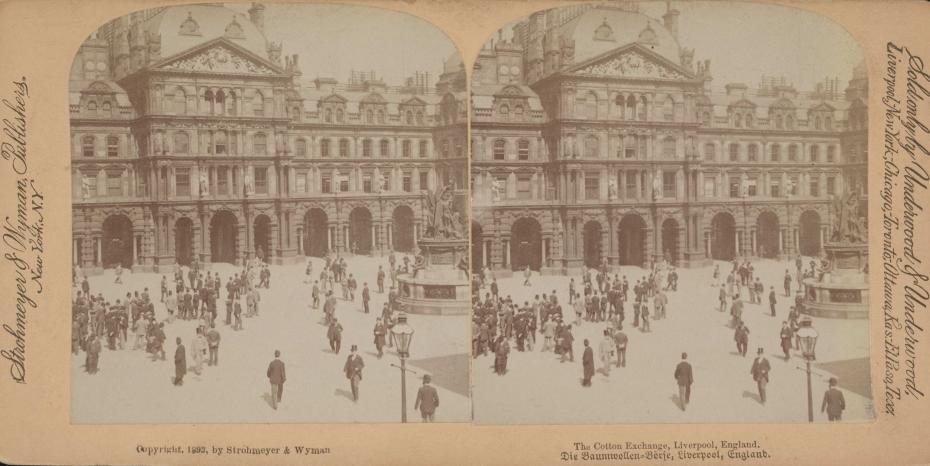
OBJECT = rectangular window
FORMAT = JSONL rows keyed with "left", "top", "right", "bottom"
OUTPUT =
{"left": 770, "top": 180, "right": 780, "bottom": 198}
{"left": 176, "top": 169, "right": 190, "bottom": 197}
{"left": 229, "top": 132, "right": 238, "bottom": 155}
{"left": 517, "top": 176, "right": 532, "bottom": 199}
{"left": 363, "top": 175, "right": 372, "bottom": 193}
{"left": 626, "top": 172, "right": 638, "bottom": 198}
{"left": 827, "top": 146, "right": 836, "bottom": 162}
{"left": 217, "top": 167, "right": 228, "bottom": 195}
{"left": 339, "top": 140, "right": 349, "bottom": 158}
{"left": 704, "top": 178, "right": 716, "bottom": 198}
{"left": 322, "top": 176, "right": 332, "bottom": 193}
{"left": 106, "top": 171, "right": 122, "bottom": 196}
{"left": 585, "top": 172, "right": 599, "bottom": 200}
{"left": 403, "top": 141, "right": 411, "bottom": 158}
{"left": 810, "top": 179, "right": 820, "bottom": 197}
{"left": 729, "top": 178, "right": 740, "bottom": 198}
{"left": 419, "top": 140, "right": 428, "bottom": 158}
{"left": 339, "top": 175, "right": 349, "bottom": 193}
{"left": 82, "top": 137, "right": 95, "bottom": 157}
{"left": 827, "top": 176, "right": 836, "bottom": 195}
{"left": 297, "top": 173, "right": 307, "bottom": 193}
{"left": 362, "top": 140, "right": 372, "bottom": 158}
{"left": 789, "top": 176, "right": 799, "bottom": 195}
{"left": 663, "top": 172, "right": 676, "bottom": 198}
{"left": 625, "top": 148, "right": 636, "bottom": 159}
{"left": 747, "top": 178, "right": 758, "bottom": 197}
{"left": 107, "top": 136, "right": 119, "bottom": 158}
{"left": 403, "top": 174, "right": 412, "bottom": 193}
{"left": 419, "top": 172, "right": 429, "bottom": 191}
{"left": 253, "top": 167, "right": 268, "bottom": 194}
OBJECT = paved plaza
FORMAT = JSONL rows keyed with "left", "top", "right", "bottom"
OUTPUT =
{"left": 71, "top": 255, "right": 470, "bottom": 423}
{"left": 473, "top": 258, "right": 873, "bottom": 424}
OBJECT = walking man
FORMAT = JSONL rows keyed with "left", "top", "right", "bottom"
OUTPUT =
{"left": 344, "top": 345, "right": 365, "bottom": 402}
{"left": 414, "top": 374, "right": 440, "bottom": 422}
{"left": 582, "top": 339, "right": 594, "bottom": 387}
{"left": 734, "top": 321, "right": 750, "bottom": 357}
{"left": 821, "top": 377, "right": 846, "bottom": 421}
{"left": 674, "top": 353, "right": 693, "bottom": 411}
{"left": 173, "top": 337, "right": 186, "bottom": 386}
{"left": 769, "top": 286, "right": 778, "bottom": 316}
{"left": 750, "top": 348, "right": 771, "bottom": 404}
{"left": 266, "top": 350, "right": 286, "bottom": 410}
{"left": 613, "top": 324, "right": 628, "bottom": 368}
{"left": 362, "top": 282, "right": 371, "bottom": 314}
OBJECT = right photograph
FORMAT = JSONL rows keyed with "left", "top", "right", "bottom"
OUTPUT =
{"left": 469, "top": 1, "right": 872, "bottom": 423}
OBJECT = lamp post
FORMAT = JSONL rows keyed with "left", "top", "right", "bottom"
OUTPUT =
{"left": 390, "top": 312, "right": 415, "bottom": 423}
{"left": 796, "top": 320, "right": 819, "bottom": 423}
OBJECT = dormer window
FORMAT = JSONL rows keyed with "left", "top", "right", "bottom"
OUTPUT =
{"left": 594, "top": 19, "right": 615, "bottom": 41}
{"left": 87, "top": 101, "right": 97, "bottom": 115}
{"left": 179, "top": 12, "right": 201, "bottom": 36}
{"left": 225, "top": 16, "right": 245, "bottom": 39}
{"left": 324, "top": 109, "right": 332, "bottom": 123}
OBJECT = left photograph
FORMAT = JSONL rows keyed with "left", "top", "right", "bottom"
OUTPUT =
{"left": 69, "top": 2, "right": 469, "bottom": 423}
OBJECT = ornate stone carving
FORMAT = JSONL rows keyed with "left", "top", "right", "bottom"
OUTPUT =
{"left": 574, "top": 50, "right": 688, "bottom": 80}
{"left": 162, "top": 45, "right": 276, "bottom": 75}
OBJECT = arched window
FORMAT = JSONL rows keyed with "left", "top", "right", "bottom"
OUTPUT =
{"left": 204, "top": 89, "right": 214, "bottom": 111}
{"left": 638, "top": 96, "right": 647, "bottom": 120}
{"left": 662, "top": 136, "right": 676, "bottom": 158}
{"left": 582, "top": 91, "right": 598, "bottom": 119}
{"left": 106, "top": 136, "right": 119, "bottom": 157}
{"left": 810, "top": 145, "right": 819, "bottom": 162}
{"left": 296, "top": 138, "right": 307, "bottom": 157}
{"left": 215, "top": 90, "right": 226, "bottom": 115}
{"left": 324, "top": 108, "right": 333, "bottom": 123}
{"left": 584, "top": 135, "right": 599, "bottom": 158}
{"left": 415, "top": 111, "right": 424, "bottom": 125}
{"left": 339, "top": 138, "right": 349, "bottom": 157}
{"left": 493, "top": 139, "right": 506, "bottom": 160}
{"left": 173, "top": 87, "right": 187, "bottom": 115}
{"left": 377, "top": 109, "right": 385, "bottom": 124}
{"left": 366, "top": 109, "right": 374, "bottom": 124}
{"left": 87, "top": 101, "right": 97, "bottom": 114}
{"left": 729, "top": 143, "right": 740, "bottom": 161}
{"left": 380, "top": 139, "right": 390, "bottom": 157}
{"left": 745, "top": 114, "right": 753, "bottom": 128}
{"left": 827, "top": 145, "right": 836, "bottom": 162}
{"left": 82, "top": 136, "right": 95, "bottom": 157}
{"left": 615, "top": 94, "right": 625, "bottom": 119}
{"left": 771, "top": 144, "right": 781, "bottom": 162}
{"left": 499, "top": 104, "right": 510, "bottom": 118}
{"left": 704, "top": 143, "right": 716, "bottom": 161}
{"left": 253, "top": 91, "right": 265, "bottom": 116}
{"left": 362, "top": 139, "right": 372, "bottom": 157}
{"left": 173, "top": 132, "right": 189, "bottom": 154}
{"left": 320, "top": 139, "right": 330, "bottom": 157}
{"left": 336, "top": 108, "right": 344, "bottom": 123}
{"left": 786, "top": 114, "right": 795, "bottom": 129}
{"left": 626, "top": 95, "right": 636, "bottom": 120}
{"left": 227, "top": 91, "right": 237, "bottom": 115}
{"left": 253, "top": 133, "right": 267, "bottom": 155}
{"left": 402, "top": 140, "right": 411, "bottom": 158}
{"left": 102, "top": 101, "right": 112, "bottom": 113}
{"left": 775, "top": 114, "right": 783, "bottom": 129}
{"left": 748, "top": 144, "right": 758, "bottom": 162}
{"left": 518, "top": 139, "right": 530, "bottom": 160}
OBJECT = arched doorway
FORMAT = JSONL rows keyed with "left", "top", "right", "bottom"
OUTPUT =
{"left": 253, "top": 214, "right": 272, "bottom": 262}
{"left": 471, "top": 222, "right": 484, "bottom": 273}
{"left": 303, "top": 208, "right": 328, "bottom": 257}
{"left": 799, "top": 210, "right": 821, "bottom": 256}
{"left": 757, "top": 211, "right": 780, "bottom": 258}
{"left": 392, "top": 205, "right": 415, "bottom": 252}
{"left": 583, "top": 220, "right": 603, "bottom": 269}
{"left": 102, "top": 214, "right": 133, "bottom": 268}
{"left": 349, "top": 207, "right": 373, "bottom": 254}
{"left": 618, "top": 214, "right": 646, "bottom": 266}
{"left": 661, "top": 218, "right": 680, "bottom": 265}
{"left": 511, "top": 217, "right": 542, "bottom": 271}
{"left": 710, "top": 212, "right": 736, "bottom": 260}
{"left": 175, "top": 217, "right": 194, "bottom": 266}
{"left": 210, "top": 211, "right": 238, "bottom": 264}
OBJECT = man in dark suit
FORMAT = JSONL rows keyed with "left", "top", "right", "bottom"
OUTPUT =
{"left": 613, "top": 325, "right": 628, "bottom": 368}
{"left": 344, "top": 345, "right": 365, "bottom": 402}
{"left": 581, "top": 339, "right": 594, "bottom": 386}
{"left": 362, "top": 283, "right": 371, "bottom": 314}
{"left": 266, "top": 350, "right": 286, "bottom": 410}
{"left": 750, "top": 347, "right": 771, "bottom": 404}
{"left": 674, "top": 352, "right": 693, "bottom": 411}
{"left": 414, "top": 374, "right": 440, "bottom": 422}
{"left": 821, "top": 377, "right": 846, "bottom": 421}
{"left": 769, "top": 286, "right": 778, "bottom": 316}
{"left": 173, "top": 337, "right": 186, "bottom": 386}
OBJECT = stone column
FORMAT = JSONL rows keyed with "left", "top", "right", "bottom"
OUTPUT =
{"left": 504, "top": 240, "right": 510, "bottom": 268}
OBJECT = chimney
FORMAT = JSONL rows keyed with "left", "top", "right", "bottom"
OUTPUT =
{"left": 725, "top": 83, "right": 748, "bottom": 98}
{"left": 248, "top": 3, "right": 266, "bottom": 33}
{"left": 663, "top": 1, "right": 680, "bottom": 40}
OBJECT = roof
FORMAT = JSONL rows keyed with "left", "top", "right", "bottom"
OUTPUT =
{"left": 557, "top": 6, "right": 681, "bottom": 68}
{"left": 144, "top": 4, "right": 269, "bottom": 61}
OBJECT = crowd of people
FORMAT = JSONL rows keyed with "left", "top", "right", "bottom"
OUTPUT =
{"left": 472, "top": 253, "right": 847, "bottom": 421}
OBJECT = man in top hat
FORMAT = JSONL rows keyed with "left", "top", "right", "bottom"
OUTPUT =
{"left": 414, "top": 374, "right": 440, "bottom": 422}
{"left": 344, "top": 345, "right": 365, "bottom": 402}
{"left": 750, "top": 347, "right": 771, "bottom": 404}
{"left": 266, "top": 350, "right": 286, "bottom": 410}
{"left": 821, "top": 377, "right": 846, "bottom": 421}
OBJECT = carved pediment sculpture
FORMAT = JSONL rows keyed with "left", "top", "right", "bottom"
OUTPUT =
{"left": 573, "top": 50, "right": 688, "bottom": 80}
{"left": 161, "top": 44, "right": 276, "bottom": 75}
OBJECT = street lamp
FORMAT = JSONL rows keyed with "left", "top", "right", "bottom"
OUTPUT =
{"left": 797, "top": 320, "right": 819, "bottom": 422}
{"left": 390, "top": 312, "right": 415, "bottom": 422}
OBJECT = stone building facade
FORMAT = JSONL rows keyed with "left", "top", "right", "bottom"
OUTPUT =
{"left": 471, "top": 3, "right": 868, "bottom": 274}
{"left": 71, "top": 4, "right": 467, "bottom": 272}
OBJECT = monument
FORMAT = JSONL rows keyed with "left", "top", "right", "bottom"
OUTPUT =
{"left": 396, "top": 182, "right": 470, "bottom": 315}
{"left": 802, "top": 189, "right": 869, "bottom": 319}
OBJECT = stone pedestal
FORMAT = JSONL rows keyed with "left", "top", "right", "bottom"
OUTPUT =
{"left": 396, "top": 238, "right": 469, "bottom": 316}
{"left": 802, "top": 242, "right": 868, "bottom": 319}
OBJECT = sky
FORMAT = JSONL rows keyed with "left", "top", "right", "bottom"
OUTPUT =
{"left": 500, "top": 1, "right": 864, "bottom": 93}
{"left": 227, "top": 3, "right": 459, "bottom": 87}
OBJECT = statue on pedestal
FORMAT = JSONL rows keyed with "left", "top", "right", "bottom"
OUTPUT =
{"left": 423, "top": 182, "right": 463, "bottom": 240}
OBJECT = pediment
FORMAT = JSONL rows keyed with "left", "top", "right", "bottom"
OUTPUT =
{"left": 568, "top": 45, "right": 692, "bottom": 81}
{"left": 321, "top": 93, "right": 347, "bottom": 104}
{"left": 810, "top": 102, "right": 835, "bottom": 112}
{"left": 730, "top": 98, "right": 756, "bottom": 109}
{"left": 400, "top": 96, "right": 427, "bottom": 106}
{"left": 156, "top": 39, "right": 283, "bottom": 76}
